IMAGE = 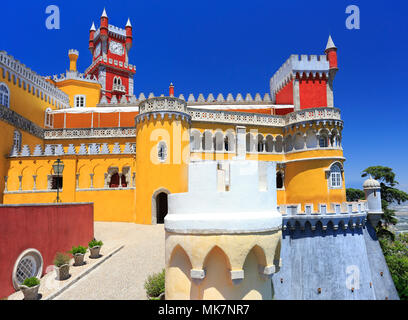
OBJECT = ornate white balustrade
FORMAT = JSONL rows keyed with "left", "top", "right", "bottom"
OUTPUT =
{"left": 190, "top": 107, "right": 342, "bottom": 127}
{"left": 138, "top": 97, "right": 188, "bottom": 114}
{"left": 44, "top": 127, "right": 136, "bottom": 140}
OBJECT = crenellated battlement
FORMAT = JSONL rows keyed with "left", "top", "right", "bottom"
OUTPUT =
{"left": 270, "top": 54, "right": 330, "bottom": 102}
{"left": 46, "top": 71, "right": 99, "bottom": 84}
{"left": 0, "top": 51, "right": 70, "bottom": 108}
{"left": 165, "top": 161, "right": 282, "bottom": 234}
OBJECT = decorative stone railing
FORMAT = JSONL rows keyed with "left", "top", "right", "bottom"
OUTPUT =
{"left": 112, "top": 83, "right": 126, "bottom": 93}
{"left": 85, "top": 55, "right": 136, "bottom": 75}
{"left": 190, "top": 108, "right": 285, "bottom": 126}
{"left": 190, "top": 107, "right": 342, "bottom": 128}
{"left": 9, "top": 142, "right": 136, "bottom": 157}
{"left": 278, "top": 201, "right": 368, "bottom": 231}
{"left": 43, "top": 127, "right": 136, "bottom": 140}
{"left": 0, "top": 51, "right": 70, "bottom": 107}
{"left": 138, "top": 97, "right": 188, "bottom": 115}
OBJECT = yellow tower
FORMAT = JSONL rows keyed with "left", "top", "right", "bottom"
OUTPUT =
{"left": 68, "top": 49, "right": 79, "bottom": 72}
{"left": 135, "top": 97, "right": 191, "bottom": 224}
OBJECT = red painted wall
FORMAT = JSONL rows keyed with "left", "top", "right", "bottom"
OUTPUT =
{"left": 0, "top": 203, "right": 94, "bottom": 298}
{"left": 299, "top": 78, "right": 327, "bottom": 109}
{"left": 275, "top": 81, "right": 293, "bottom": 105}
{"left": 274, "top": 107, "right": 294, "bottom": 115}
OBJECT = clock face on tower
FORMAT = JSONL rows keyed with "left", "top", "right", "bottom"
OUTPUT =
{"left": 109, "top": 41, "right": 124, "bottom": 56}
{"left": 94, "top": 43, "right": 101, "bottom": 58}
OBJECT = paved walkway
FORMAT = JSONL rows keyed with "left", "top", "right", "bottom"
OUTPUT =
{"left": 55, "top": 222, "right": 165, "bottom": 300}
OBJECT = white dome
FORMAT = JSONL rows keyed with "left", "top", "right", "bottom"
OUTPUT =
{"left": 363, "top": 175, "right": 380, "bottom": 189}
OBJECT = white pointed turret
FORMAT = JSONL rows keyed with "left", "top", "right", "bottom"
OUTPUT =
{"left": 126, "top": 18, "right": 132, "bottom": 27}
{"left": 90, "top": 22, "right": 96, "bottom": 31}
{"left": 101, "top": 8, "right": 108, "bottom": 18}
{"left": 325, "top": 35, "right": 337, "bottom": 52}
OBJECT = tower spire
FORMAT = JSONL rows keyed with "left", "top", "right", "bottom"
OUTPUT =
{"left": 126, "top": 18, "right": 132, "bottom": 27}
{"left": 101, "top": 8, "right": 108, "bottom": 18}
{"left": 325, "top": 35, "right": 337, "bottom": 52}
{"left": 90, "top": 22, "right": 96, "bottom": 31}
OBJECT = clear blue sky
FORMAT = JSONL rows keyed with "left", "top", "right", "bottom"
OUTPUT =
{"left": 2, "top": 0, "right": 408, "bottom": 192}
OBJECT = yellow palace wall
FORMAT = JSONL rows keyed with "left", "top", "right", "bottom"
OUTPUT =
{"left": 0, "top": 67, "right": 59, "bottom": 126}
{"left": 55, "top": 79, "right": 101, "bottom": 108}
{"left": 3, "top": 154, "right": 136, "bottom": 222}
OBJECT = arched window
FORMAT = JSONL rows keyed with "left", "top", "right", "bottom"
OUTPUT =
{"left": 0, "top": 83, "right": 10, "bottom": 108}
{"left": 158, "top": 141, "right": 167, "bottom": 162}
{"left": 202, "top": 131, "right": 213, "bottom": 151}
{"left": 109, "top": 172, "right": 120, "bottom": 188}
{"left": 294, "top": 133, "right": 304, "bottom": 150}
{"left": 265, "top": 135, "right": 274, "bottom": 153}
{"left": 214, "top": 131, "right": 224, "bottom": 151}
{"left": 284, "top": 135, "right": 293, "bottom": 152}
{"left": 306, "top": 130, "right": 318, "bottom": 148}
{"left": 44, "top": 108, "right": 53, "bottom": 128}
{"left": 319, "top": 130, "right": 329, "bottom": 148}
{"left": 275, "top": 136, "right": 283, "bottom": 153}
{"left": 330, "top": 164, "right": 342, "bottom": 188}
{"left": 256, "top": 134, "right": 264, "bottom": 152}
{"left": 246, "top": 133, "right": 255, "bottom": 152}
{"left": 13, "top": 130, "right": 22, "bottom": 153}
{"left": 224, "top": 132, "right": 235, "bottom": 152}
{"left": 190, "top": 130, "right": 201, "bottom": 151}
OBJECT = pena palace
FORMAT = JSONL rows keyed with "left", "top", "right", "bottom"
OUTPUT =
{"left": 0, "top": 8, "right": 345, "bottom": 225}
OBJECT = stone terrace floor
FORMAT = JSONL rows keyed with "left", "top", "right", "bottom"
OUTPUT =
{"left": 55, "top": 222, "right": 165, "bottom": 300}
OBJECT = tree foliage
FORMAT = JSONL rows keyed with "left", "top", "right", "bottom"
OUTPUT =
{"left": 379, "top": 233, "right": 408, "bottom": 300}
{"left": 346, "top": 188, "right": 365, "bottom": 202}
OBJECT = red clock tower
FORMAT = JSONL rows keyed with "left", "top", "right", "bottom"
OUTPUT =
{"left": 85, "top": 8, "right": 136, "bottom": 104}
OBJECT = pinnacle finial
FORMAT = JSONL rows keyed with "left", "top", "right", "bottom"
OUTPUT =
{"left": 126, "top": 18, "right": 132, "bottom": 27}
{"left": 101, "top": 8, "right": 108, "bottom": 18}
{"left": 325, "top": 35, "right": 337, "bottom": 51}
{"left": 90, "top": 22, "right": 96, "bottom": 31}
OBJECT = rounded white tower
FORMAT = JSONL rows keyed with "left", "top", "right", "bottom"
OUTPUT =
{"left": 363, "top": 175, "right": 383, "bottom": 227}
{"left": 164, "top": 160, "right": 282, "bottom": 300}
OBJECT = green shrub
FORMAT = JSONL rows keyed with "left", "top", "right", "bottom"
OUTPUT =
{"left": 144, "top": 269, "right": 165, "bottom": 298}
{"left": 69, "top": 245, "right": 87, "bottom": 255}
{"left": 54, "top": 252, "right": 71, "bottom": 267}
{"left": 22, "top": 277, "right": 40, "bottom": 288}
{"left": 88, "top": 239, "right": 103, "bottom": 248}
{"left": 379, "top": 233, "right": 408, "bottom": 300}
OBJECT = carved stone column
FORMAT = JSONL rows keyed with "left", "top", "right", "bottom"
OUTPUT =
{"left": 4, "top": 176, "right": 8, "bottom": 192}
{"left": 32, "top": 175, "right": 37, "bottom": 191}
{"left": 89, "top": 173, "right": 94, "bottom": 189}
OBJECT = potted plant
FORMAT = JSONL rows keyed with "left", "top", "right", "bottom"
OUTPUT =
{"left": 54, "top": 252, "right": 71, "bottom": 280}
{"left": 19, "top": 277, "right": 40, "bottom": 300}
{"left": 69, "top": 245, "right": 87, "bottom": 266}
{"left": 144, "top": 269, "right": 165, "bottom": 300}
{"left": 88, "top": 239, "right": 103, "bottom": 258}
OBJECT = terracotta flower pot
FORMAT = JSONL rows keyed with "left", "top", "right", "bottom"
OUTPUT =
{"left": 73, "top": 253, "right": 85, "bottom": 266}
{"left": 20, "top": 284, "right": 40, "bottom": 300}
{"left": 89, "top": 246, "right": 101, "bottom": 259}
{"left": 55, "top": 264, "right": 70, "bottom": 280}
